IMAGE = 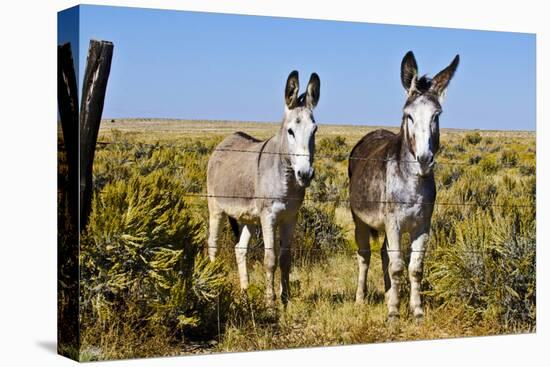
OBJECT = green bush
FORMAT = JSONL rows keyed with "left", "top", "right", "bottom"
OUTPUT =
{"left": 317, "top": 135, "right": 349, "bottom": 161}
{"left": 464, "top": 132, "right": 482, "bottom": 145}
{"left": 308, "top": 161, "right": 347, "bottom": 203}
{"left": 81, "top": 172, "right": 232, "bottom": 345}
{"left": 479, "top": 155, "right": 499, "bottom": 174}
{"left": 500, "top": 150, "right": 519, "bottom": 167}
{"left": 437, "top": 164, "right": 464, "bottom": 188}
{"left": 425, "top": 210, "right": 535, "bottom": 328}
{"left": 293, "top": 202, "right": 350, "bottom": 265}
{"left": 519, "top": 163, "right": 536, "bottom": 176}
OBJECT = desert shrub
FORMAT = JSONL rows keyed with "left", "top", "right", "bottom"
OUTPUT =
{"left": 439, "top": 145, "right": 456, "bottom": 160}
{"left": 93, "top": 130, "right": 216, "bottom": 195}
{"left": 519, "top": 163, "right": 536, "bottom": 176}
{"left": 479, "top": 155, "right": 499, "bottom": 174}
{"left": 445, "top": 167, "right": 498, "bottom": 209}
{"left": 437, "top": 164, "right": 464, "bottom": 188}
{"left": 469, "top": 154, "right": 482, "bottom": 165}
{"left": 500, "top": 150, "right": 519, "bottom": 167}
{"left": 317, "top": 135, "right": 349, "bottom": 161}
{"left": 81, "top": 171, "right": 232, "bottom": 357}
{"left": 292, "top": 202, "right": 350, "bottom": 265}
{"left": 464, "top": 132, "right": 482, "bottom": 145}
{"left": 425, "top": 210, "right": 535, "bottom": 328}
{"left": 452, "top": 143, "right": 466, "bottom": 153}
{"left": 308, "top": 160, "right": 347, "bottom": 203}
{"left": 428, "top": 142, "right": 536, "bottom": 329}
{"left": 489, "top": 145, "right": 502, "bottom": 153}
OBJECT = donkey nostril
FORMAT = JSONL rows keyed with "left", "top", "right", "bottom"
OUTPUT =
{"left": 298, "top": 169, "right": 312, "bottom": 181}
{"left": 417, "top": 154, "right": 432, "bottom": 165}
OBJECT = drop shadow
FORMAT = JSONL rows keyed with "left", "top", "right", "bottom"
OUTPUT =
{"left": 36, "top": 340, "right": 57, "bottom": 354}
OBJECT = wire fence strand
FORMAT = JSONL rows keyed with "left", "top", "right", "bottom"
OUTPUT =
{"left": 91, "top": 140, "right": 534, "bottom": 169}
{"left": 176, "top": 192, "right": 534, "bottom": 209}
{"left": 76, "top": 139, "right": 537, "bottom": 209}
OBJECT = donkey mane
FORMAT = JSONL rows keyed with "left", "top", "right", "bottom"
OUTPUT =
{"left": 405, "top": 75, "right": 442, "bottom": 109}
{"left": 414, "top": 75, "right": 432, "bottom": 93}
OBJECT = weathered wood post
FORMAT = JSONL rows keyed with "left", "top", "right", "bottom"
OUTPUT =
{"left": 57, "top": 42, "right": 79, "bottom": 230}
{"left": 79, "top": 40, "right": 113, "bottom": 229}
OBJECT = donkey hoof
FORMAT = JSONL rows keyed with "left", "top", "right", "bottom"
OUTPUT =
{"left": 413, "top": 308, "right": 425, "bottom": 322}
{"left": 387, "top": 315, "right": 400, "bottom": 323}
{"left": 265, "top": 303, "right": 278, "bottom": 321}
{"left": 355, "top": 295, "right": 365, "bottom": 305}
{"left": 238, "top": 289, "right": 249, "bottom": 301}
{"left": 281, "top": 295, "right": 291, "bottom": 309}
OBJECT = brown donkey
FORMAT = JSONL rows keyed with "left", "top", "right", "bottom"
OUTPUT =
{"left": 348, "top": 51, "right": 459, "bottom": 321}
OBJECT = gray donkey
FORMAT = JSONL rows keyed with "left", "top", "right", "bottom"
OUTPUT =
{"left": 207, "top": 70, "right": 320, "bottom": 307}
{"left": 348, "top": 51, "right": 459, "bottom": 320}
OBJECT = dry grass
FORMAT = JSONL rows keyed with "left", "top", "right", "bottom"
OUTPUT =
{"left": 217, "top": 251, "right": 508, "bottom": 353}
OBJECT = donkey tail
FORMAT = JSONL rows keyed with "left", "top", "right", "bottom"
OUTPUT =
{"left": 228, "top": 217, "right": 240, "bottom": 241}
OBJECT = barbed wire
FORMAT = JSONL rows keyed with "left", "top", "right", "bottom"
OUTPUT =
{"left": 91, "top": 140, "right": 534, "bottom": 168}
{"left": 200, "top": 244, "right": 506, "bottom": 254}
{"left": 60, "top": 139, "right": 536, "bottom": 208}
{"left": 176, "top": 192, "right": 534, "bottom": 209}
{"left": 202, "top": 243, "right": 535, "bottom": 290}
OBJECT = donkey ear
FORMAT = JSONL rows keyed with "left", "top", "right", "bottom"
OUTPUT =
{"left": 431, "top": 54, "right": 460, "bottom": 99}
{"left": 305, "top": 73, "right": 320, "bottom": 109}
{"left": 285, "top": 70, "right": 300, "bottom": 109}
{"left": 401, "top": 51, "right": 418, "bottom": 93}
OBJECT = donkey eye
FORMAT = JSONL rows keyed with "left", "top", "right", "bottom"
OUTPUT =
{"left": 287, "top": 128, "right": 295, "bottom": 137}
{"left": 407, "top": 115, "right": 414, "bottom": 124}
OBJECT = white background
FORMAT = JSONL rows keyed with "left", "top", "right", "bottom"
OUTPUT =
{"left": 0, "top": 0, "right": 546, "bottom": 365}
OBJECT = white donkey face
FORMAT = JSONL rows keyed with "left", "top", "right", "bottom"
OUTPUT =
{"left": 404, "top": 96, "right": 441, "bottom": 176}
{"left": 285, "top": 107, "right": 318, "bottom": 186}
{"left": 283, "top": 71, "right": 321, "bottom": 187}
{"left": 400, "top": 51, "right": 459, "bottom": 177}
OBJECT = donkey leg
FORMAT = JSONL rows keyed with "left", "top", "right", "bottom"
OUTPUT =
{"left": 354, "top": 217, "right": 371, "bottom": 304}
{"left": 381, "top": 236, "right": 391, "bottom": 294}
{"left": 261, "top": 214, "right": 277, "bottom": 308}
{"left": 409, "top": 229, "right": 429, "bottom": 320}
{"left": 385, "top": 225, "right": 404, "bottom": 320}
{"left": 235, "top": 224, "right": 254, "bottom": 291}
{"left": 279, "top": 219, "right": 296, "bottom": 306}
{"left": 207, "top": 209, "right": 225, "bottom": 261}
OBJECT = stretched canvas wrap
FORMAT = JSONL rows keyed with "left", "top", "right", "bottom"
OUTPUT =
{"left": 57, "top": 4, "right": 536, "bottom": 362}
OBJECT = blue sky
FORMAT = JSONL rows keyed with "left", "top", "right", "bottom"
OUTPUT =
{"left": 58, "top": 5, "right": 536, "bottom": 131}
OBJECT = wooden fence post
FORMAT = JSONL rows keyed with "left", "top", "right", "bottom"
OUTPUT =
{"left": 57, "top": 42, "right": 79, "bottom": 230}
{"left": 79, "top": 40, "right": 114, "bottom": 229}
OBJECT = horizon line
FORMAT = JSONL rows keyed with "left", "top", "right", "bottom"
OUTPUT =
{"left": 98, "top": 117, "right": 536, "bottom": 133}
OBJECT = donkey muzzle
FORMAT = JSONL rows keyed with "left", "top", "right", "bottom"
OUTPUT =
{"left": 417, "top": 160, "right": 435, "bottom": 177}
{"left": 296, "top": 167, "right": 315, "bottom": 187}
